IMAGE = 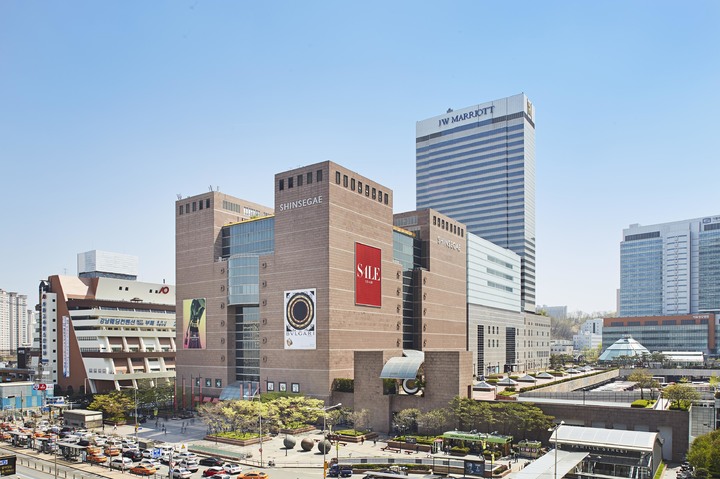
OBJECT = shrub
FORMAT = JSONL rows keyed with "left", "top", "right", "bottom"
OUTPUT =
{"left": 450, "top": 446, "right": 470, "bottom": 455}
{"left": 509, "top": 376, "right": 520, "bottom": 380}
{"left": 332, "top": 378, "right": 354, "bottom": 393}
{"left": 486, "top": 378, "right": 499, "bottom": 384}
{"left": 631, "top": 399, "right": 649, "bottom": 408}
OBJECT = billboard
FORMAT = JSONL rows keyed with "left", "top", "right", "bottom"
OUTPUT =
{"left": 355, "top": 243, "right": 382, "bottom": 307}
{"left": 183, "top": 298, "right": 207, "bottom": 349}
{"left": 284, "top": 289, "right": 316, "bottom": 350}
{"left": 0, "top": 455, "right": 16, "bottom": 476}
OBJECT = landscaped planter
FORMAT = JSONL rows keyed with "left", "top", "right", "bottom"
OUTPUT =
{"left": 279, "top": 425, "right": 315, "bottom": 434}
{"left": 329, "top": 432, "right": 379, "bottom": 443}
{"left": 204, "top": 434, "right": 271, "bottom": 446}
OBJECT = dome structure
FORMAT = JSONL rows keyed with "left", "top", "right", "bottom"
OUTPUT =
{"left": 598, "top": 335, "right": 650, "bottom": 361}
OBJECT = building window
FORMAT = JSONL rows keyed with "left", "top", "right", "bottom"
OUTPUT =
{"left": 215, "top": 379, "right": 222, "bottom": 388}
{"left": 351, "top": 179, "right": 356, "bottom": 190}
{"left": 365, "top": 185, "right": 370, "bottom": 196}
{"left": 433, "top": 216, "right": 436, "bottom": 226}
{"left": 343, "top": 175, "right": 348, "bottom": 187}
{"left": 266, "top": 381, "right": 275, "bottom": 392}
{"left": 317, "top": 169, "right": 323, "bottom": 182}
{"left": 384, "top": 193, "right": 389, "bottom": 205}
{"left": 195, "top": 378, "right": 201, "bottom": 387}
{"left": 199, "top": 201, "right": 203, "bottom": 210}
{"left": 279, "top": 382, "right": 287, "bottom": 392}
{"left": 205, "top": 378, "right": 211, "bottom": 387}
{"left": 279, "top": 179, "right": 284, "bottom": 191}
{"left": 186, "top": 203, "right": 190, "bottom": 212}
{"left": 307, "top": 172, "right": 313, "bottom": 184}
{"left": 288, "top": 176, "right": 294, "bottom": 188}
{"left": 192, "top": 202, "right": 197, "bottom": 212}
{"left": 206, "top": 199, "right": 211, "bottom": 209}
{"left": 291, "top": 383, "right": 299, "bottom": 393}
{"left": 335, "top": 171, "right": 341, "bottom": 184}
{"left": 179, "top": 205, "right": 184, "bottom": 215}
{"left": 297, "top": 174, "right": 303, "bottom": 186}
{"left": 377, "top": 190, "right": 383, "bottom": 202}
{"left": 358, "top": 181, "right": 363, "bottom": 193}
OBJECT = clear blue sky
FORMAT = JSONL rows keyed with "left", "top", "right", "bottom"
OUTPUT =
{"left": 1, "top": 1, "right": 718, "bottom": 314}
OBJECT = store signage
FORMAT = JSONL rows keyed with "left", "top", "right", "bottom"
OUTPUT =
{"left": 438, "top": 236, "right": 461, "bottom": 252}
{"left": 284, "top": 289, "right": 316, "bottom": 350}
{"left": 32, "top": 384, "right": 48, "bottom": 391}
{"left": 279, "top": 195, "right": 323, "bottom": 212}
{"left": 438, "top": 106, "right": 495, "bottom": 127}
{"left": 355, "top": 243, "right": 382, "bottom": 307}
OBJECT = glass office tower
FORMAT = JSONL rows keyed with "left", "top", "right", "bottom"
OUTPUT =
{"left": 416, "top": 93, "right": 536, "bottom": 311}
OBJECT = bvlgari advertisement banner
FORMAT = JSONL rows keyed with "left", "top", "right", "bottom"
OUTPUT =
{"left": 183, "top": 298, "right": 207, "bottom": 349}
{"left": 355, "top": 242, "right": 382, "bottom": 307}
{"left": 284, "top": 288, "right": 316, "bottom": 350}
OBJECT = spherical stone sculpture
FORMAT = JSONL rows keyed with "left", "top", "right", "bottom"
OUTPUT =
{"left": 284, "top": 435, "right": 297, "bottom": 449}
{"left": 301, "top": 437, "right": 315, "bottom": 451}
{"left": 318, "top": 439, "right": 332, "bottom": 454}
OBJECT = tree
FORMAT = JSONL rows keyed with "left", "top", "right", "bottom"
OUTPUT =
{"left": 349, "top": 409, "right": 370, "bottom": 434}
{"left": 393, "top": 408, "right": 420, "bottom": 435}
{"left": 628, "top": 369, "right": 660, "bottom": 400}
{"left": 88, "top": 391, "right": 134, "bottom": 423}
{"left": 416, "top": 408, "right": 452, "bottom": 435}
{"left": 663, "top": 384, "right": 701, "bottom": 410}
{"left": 687, "top": 429, "right": 720, "bottom": 476}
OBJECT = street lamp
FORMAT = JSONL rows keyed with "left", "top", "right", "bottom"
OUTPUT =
{"left": 548, "top": 421, "right": 564, "bottom": 479}
{"left": 120, "top": 385, "right": 139, "bottom": 444}
{"left": 316, "top": 403, "right": 342, "bottom": 479}
{"left": 246, "top": 390, "right": 264, "bottom": 468}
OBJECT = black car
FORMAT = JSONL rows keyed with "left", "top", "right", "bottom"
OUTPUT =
{"left": 123, "top": 449, "right": 143, "bottom": 461}
{"left": 199, "top": 457, "right": 224, "bottom": 467}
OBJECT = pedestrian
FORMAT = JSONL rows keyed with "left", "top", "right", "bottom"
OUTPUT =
{"left": 361, "top": 437, "right": 364, "bottom": 445}
{"left": 373, "top": 438, "right": 377, "bottom": 446}
{"left": 164, "top": 428, "right": 167, "bottom": 435}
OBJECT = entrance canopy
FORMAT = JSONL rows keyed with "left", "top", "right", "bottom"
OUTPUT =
{"left": 380, "top": 351, "right": 425, "bottom": 380}
{"left": 514, "top": 450, "right": 588, "bottom": 479}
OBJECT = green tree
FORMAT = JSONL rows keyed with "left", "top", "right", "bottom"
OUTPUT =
{"left": 663, "top": 383, "right": 701, "bottom": 410}
{"left": 687, "top": 429, "right": 720, "bottom": 476}
{"left": 417, "top": 408, "right": 452, "bottom": 436}
{"left": 88, "top": 391, "right": 134, "bottom": 423}
{"left": 393, "top": 408, "right": 421, "bottom": 435}
{"left": 628, "top": 369, "right": 660, "bottom": 400}
{"left": 349, "top": 409, "right": 370, "bottom": 434}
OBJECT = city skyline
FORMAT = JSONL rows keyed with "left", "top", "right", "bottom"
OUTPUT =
{"left": 1, "top": 1, "right": 718, "bottom": 313}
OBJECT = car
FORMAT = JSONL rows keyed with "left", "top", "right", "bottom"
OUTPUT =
{"left": 123, "top": 449, "right": 143, "bottom": 461}
{"left": 237, "top": 471, "right": 269, "bottom": 479}
{"left": 139, "top": 458, "right": 162, "bottom": 468}
{"left": 109, "top": 457, "right": 134, "bottom": 470}
{"left": 171, "top": 468, "right": 193, "bottom": 479}
{"left": 200, "top": 456, "right": 225, "bottom": 467}
{"left": 224, "top": 463, "right": 242, "bottom": 474}
{"left": 130, "top": 464, "right": 157, "bottom": 476}
{"left": 214, "top": 475, "right": 232, "bottom": 479}
{"left": 175, "top": 452, "right": 197, "bottom": 460}
{"left": 328, "top": 465, "right": 353, "bottom": 477}
{"left": 104, "top": 446, "right": 121, "bottom": 456}
{"left": 86, "top": 454, "right": 108, "bottom": 464}
{"left": 179, "top": 458, "right": 199, "bottom": 472}
{"left": 203, "top": 466, "right": 226, "bottom": 477}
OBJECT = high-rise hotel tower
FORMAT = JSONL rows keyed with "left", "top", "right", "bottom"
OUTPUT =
{"left": 416, "top": 94, "right": 536, "bottom": 311}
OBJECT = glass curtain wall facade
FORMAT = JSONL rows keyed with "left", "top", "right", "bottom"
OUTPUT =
{"left": 699, "top": 229, "right": 720, "bottom": 312}
{"left": 392, "top": 228, "right": 421, "bottom": 350}
{"left": 416, "top": 94, "right": 536, "bottom": 311}
{"left": 619, "top": 235, "right": 663, "bottom": 317}
{"left": 221, "top": 217, "right": 275, "bottom": 386}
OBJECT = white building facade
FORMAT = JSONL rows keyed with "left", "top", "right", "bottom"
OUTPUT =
{"left": 0, "top": 289, "right": 31, "bottom": 354}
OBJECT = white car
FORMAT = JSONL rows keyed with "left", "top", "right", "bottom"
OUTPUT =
{"left": 141, "top": 448, "right": 154, "bottom": 458}
{"left": 175, "top": 452, "right": 197, "bottom": 460}
{"left": 109, "top": 457, "right": 133, "bottom": 470}
{"left": 223, "top": 463, "right": 242, "bottom": 474}
{"left": 171, "top": 468, "right": 193, "bottom": 479}
{"left": 139, "top": 458, "right": 162, "bottom": 468}
{"left": 179, "top": 459, "right": 199, "bottom": 472}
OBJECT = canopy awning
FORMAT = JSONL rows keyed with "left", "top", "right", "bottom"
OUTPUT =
{"left": 380, "top": 351, "right": 425, "bottom": 380}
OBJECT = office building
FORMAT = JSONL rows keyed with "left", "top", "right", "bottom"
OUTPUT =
{"left": 619, "top": 216, "right": 720, "bottom": 317}
{"left": 574, "top": 318, "right": 603, "bottom": 352}
{"left": 603, "top": 314, "right": 717, "bottom": 355}
{"left": 416, "top": 93, "right": 537, "bottom": 311}
{"left": 536, "top": 304, "right": 567, "bottom": 320}
{"left": 176, "top": 160, "right": 550, "bottom": 403}
{"left": 78, "top": 250, "right": 139, "bottom": 280}
{"left": 38, "top": 255, "right": 176, "bottom": 394}
{"left": 0, "top": 289, "right": 30, "bottom": 355}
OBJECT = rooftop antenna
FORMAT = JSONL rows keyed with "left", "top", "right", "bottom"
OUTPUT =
{"left": 447, "top": 108, "right": 453, "bottom": 113}
{"left": 208, "top": 185, "right": 213, "bottom": 192}
{"left": 176, "top": 194, "right": 183, "bottom": 200}
{"left": 216, "top": 186, "right": 220, "bottom": 191}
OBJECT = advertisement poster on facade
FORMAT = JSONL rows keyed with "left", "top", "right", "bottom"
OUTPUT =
{"left": 62, "top": 316, "right": 70, "bottom": 378}
{"left": 183, "top": 298, "right": 207, "bottom": 349}
{"left": 284, "top": 289, "right": 316, "bottom": 350}
{"left": 355, "top": 243, "right": 382, "bottom": 307}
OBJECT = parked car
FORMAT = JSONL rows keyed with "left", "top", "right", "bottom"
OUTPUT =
{"left": 139, "top": 458, "right": 162, "bottom": 468}
{"left": 109, "top": 457, "right": 133, "bottom": 470}
{"left": 203, "top": 466, "right": 226, "bottom": 477}
{"left": 199, "top": 456, "right": 225, "bottom": 467}
{"left": 175, "top": 452, "right": 197, "bottom": 461}
{"left": 104, "top": 446, "right": 121, "bottom": 457}
{"left": 130, "top": 464, "right": 157, "bottom": 476}
{"left": 224, "top": 463, "right": 242, "bottom": 474}
{"left": 328, "top": 465, "right": 353, "bottom": 477}
{"left": 123, "top": 449, "right": 143, "bottom": 461}
{"left": 171, "top": 468, "right": 193, "bottom": 479}
{"left": 237, "top": 471, "right": 269, "bottom": 479}
{"left": 179, "top": 458, "right": 199, "bottom": 472}
{"left": 86, "top": 454, "right": 108, "bottom": 464}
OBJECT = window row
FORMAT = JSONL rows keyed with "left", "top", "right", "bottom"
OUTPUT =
{"left": 179, "top": 198, "right": 212, "bottom": 215}
{"left": 279, "top": 169, "right": 323, "bottom": 190}
{"left": 335, "top": 171, "right": 389, "bottom": 205}
{"left": 432, "top": 216, "right": 464, "bottom": 237}
{"left": 266, "top": 381, "right": 299, "bottom": 393}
